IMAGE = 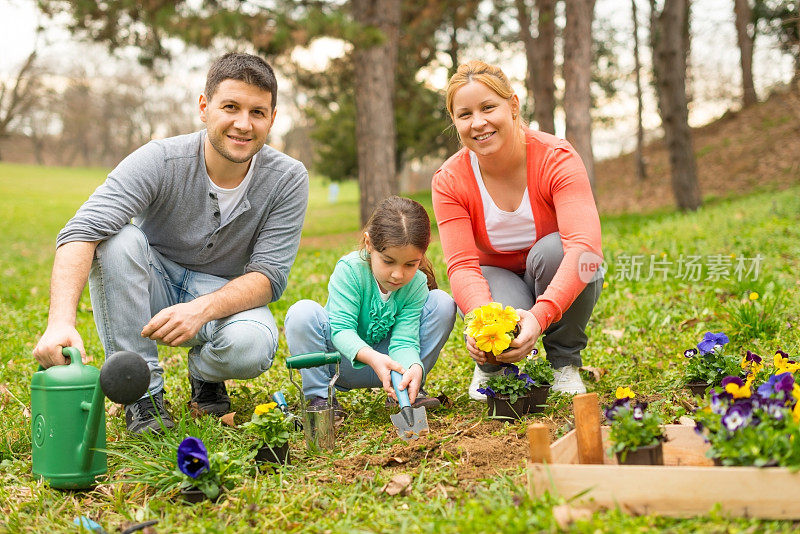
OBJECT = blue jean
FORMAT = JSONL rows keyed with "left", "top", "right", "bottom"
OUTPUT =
{"left": 479, "top": 232, "right": 603, "bottom": 372}
{"left": 88, "top": 225, "right": 278, "bottom": 399}
{"left": 284, "top": 289, "right": 457, "bottom": 398}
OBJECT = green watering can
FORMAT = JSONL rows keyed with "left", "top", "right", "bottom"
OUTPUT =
{"left": 31, "top": 347, "right": 150, "bottom": 489}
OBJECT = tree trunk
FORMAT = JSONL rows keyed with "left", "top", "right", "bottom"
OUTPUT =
{"left": 651, "top": 0, "right": 702, "bottom": 211}
{"left": 563, "top": 0, "right": 595, "bottom": 187}
{"left": 734, "top": 0, "right": 757, "bottom": 106}
{"left": 632, "top": 0, "right": 646, "bottom": 181}
{"left": 516, "top": 0, "right": 556, "bottom": 134}
{"left": 352, "top": 0, "right": 401, "bottom": 226}
{"left": 795, "top": 0, "right": 800, "bottom": 89}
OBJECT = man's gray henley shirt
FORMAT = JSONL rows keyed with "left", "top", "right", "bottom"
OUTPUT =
{"left": 57, "top": 131, "right": 309, "bottom": 302}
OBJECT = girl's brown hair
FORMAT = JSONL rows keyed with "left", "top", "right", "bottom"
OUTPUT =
{"left": 360, "top": 196, "right": 438, "bottom": 290}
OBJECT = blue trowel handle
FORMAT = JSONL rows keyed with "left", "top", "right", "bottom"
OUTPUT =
{"left": 272, "top": 391, "right": 289, "bottom": 414}
{"left": 390, "top": 370, "right": 411, "bottom": 409}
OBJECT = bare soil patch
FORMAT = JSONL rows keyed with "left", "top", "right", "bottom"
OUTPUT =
{"left": 328, "top": 416, "right": 533, "bottom": 486}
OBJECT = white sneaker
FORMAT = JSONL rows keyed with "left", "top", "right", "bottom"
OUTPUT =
{"left": 551, "top": 365, "right": 587, "bottom": 394}
{"left": 468, "top": 364, "right": 503, "bottom": 402}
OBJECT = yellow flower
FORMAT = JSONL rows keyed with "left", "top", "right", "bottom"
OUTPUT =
{"left": 775, "top": 353, "right": 800, "bottom": 374}
{"left": 254, "top": 402, "right": 277, "bottom": 416}
{"left": 602, "top": 281, "right": 609, "bottom": 289}
{"left": 496, "top": 305, "right": 520, "bottom": 333}
{"left": 474, "top": 323, "right": 513, "bottom": 356}
{"left": 615, "top": 386, "right": 635, "bottom": 400}
{"left": 467, "top": 303, "right": 519, "bottom": 339}
{"left": 725, "top": 382, "right": 751, "bottom": 399}
{"left": 465, "top": 307, "right": 487, "bottom": 338}
{"left": 748, "top": 292, "right": 759, "bottom": 301}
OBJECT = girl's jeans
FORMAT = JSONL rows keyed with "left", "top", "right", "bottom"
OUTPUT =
{"left": 88, "top": 225, "right": 277, "bottom": 399}
{"left": 284, "top": 289, "right": 457, "bottom": 399}
{"left": 478, "top": 232, "right": 603, "bottom": 372}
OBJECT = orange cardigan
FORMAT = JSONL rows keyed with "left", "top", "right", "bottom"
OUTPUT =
{"left": 431, "top": 129, "right": 602, "bottom": 332}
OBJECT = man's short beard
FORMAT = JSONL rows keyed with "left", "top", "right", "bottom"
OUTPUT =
{"left": 208, "top": 130, "right": 260, "bottom": 164}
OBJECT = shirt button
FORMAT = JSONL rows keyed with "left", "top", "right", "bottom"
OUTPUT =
{"left": 209, "top": 192, "right": 216, "bottom": 199}
{"left": 207, "top": 243, "right": 213, "bottom": 248}
{"left": 214, "top": 211, "right": 220, "bottom": 217}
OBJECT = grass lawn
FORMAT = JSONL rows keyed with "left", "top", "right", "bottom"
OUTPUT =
{"left": 1, "top": 161, "right": 799, "bottom": 532}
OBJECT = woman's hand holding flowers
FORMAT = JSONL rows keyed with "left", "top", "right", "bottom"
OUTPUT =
{"left": 495, "top": 309, "right": 541, "bottom": 363}
{"left": 465, "top": 304, "right": 541, "bottom": 364}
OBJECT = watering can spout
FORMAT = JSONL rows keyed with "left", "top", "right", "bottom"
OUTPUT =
{"left": 78, "top": 372, "right": 105, "bottom": 471}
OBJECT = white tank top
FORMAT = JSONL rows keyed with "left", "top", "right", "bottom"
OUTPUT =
{"left": 208, "top": 154, "right": 257, "bottom": 225}
{"left": 470, "top": 151, "right": 536, "bottom": 252}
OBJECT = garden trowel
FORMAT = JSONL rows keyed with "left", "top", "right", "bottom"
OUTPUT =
{"left": 389, "top": 370, "right": 429, "bottom": 441}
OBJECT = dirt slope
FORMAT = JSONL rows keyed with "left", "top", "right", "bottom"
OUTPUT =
{"left": 594, "top": 88, "right": 800, "bottom": 215}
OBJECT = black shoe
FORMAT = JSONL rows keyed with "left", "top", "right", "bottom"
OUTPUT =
{"left": 385, "top": 389, "right": 442, "bottom": 410}
{"left": 309, "top": 396, "right": 347, "bottom": 421}
{"left": 125, "top": 391, "right": 174, "bottom": 434}
{"left": 189, "top": 374, "right": 231, "bottom": 417}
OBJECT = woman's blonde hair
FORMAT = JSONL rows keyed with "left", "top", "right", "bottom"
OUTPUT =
{"left": 445, "top": 60, "right": 522, "bottom": 129}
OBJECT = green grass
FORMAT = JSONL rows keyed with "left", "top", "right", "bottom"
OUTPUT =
{"left": 1, "top": 161, "right": 799, "bottom": 532}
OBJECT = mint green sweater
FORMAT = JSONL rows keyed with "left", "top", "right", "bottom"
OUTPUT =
{"left": 326, "top": 251, "right": 428, "bottom": 371}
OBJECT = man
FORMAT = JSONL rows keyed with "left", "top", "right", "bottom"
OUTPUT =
{"left": 33, "top": 53, "right": 309, "bottom": 433}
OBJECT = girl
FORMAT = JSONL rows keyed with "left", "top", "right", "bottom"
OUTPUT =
{"left": 431, "top": 60, "right": 604, "bottom": 400}
{"left": 284, "top": 196, "right": 456, "bottom": 416}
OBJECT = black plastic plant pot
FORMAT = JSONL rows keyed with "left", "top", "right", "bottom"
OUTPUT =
{"left": 255, "top": 442, "right": 290, "bottom": 465}
{"left": 686, "top": 382, "right": 710, "bottom": 397}
{"left": 487, "top": 395, "right": 526, "bottom": 420}
{"left": 524, "top": 385, "right": 551, "bottom": 414}
{"left": 180, "top": 486, "right": 222, "bottom": 503}
{"left": 616, "top": 442, "right": 664, "bottom": 465}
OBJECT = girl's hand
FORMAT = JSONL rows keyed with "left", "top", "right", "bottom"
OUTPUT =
{"left": 496, "top": 309, "right": 542, "bottom": 363}
{"left": 465, "top": 334, "right": 488, "bottom": 365}
{"left": 356, "top": 347, "right": 405, "bottom": 399}
{"left": 398, "top": 363, "right": 424, "bottom": 404}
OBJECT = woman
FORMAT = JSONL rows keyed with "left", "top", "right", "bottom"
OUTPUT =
{"left": 431, "top": 60, "right": 603, "bottom": 400}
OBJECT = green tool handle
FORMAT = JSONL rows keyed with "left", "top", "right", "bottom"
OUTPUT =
{"left": 285, "top": 352, "right": 340, "bottom": 369}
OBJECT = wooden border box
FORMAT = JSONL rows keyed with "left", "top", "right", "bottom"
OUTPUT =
{"left": 528, "top": 424, "right": 800, "bottom": 519}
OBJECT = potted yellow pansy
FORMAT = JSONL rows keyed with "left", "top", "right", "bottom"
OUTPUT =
{"left": 465, "top": 302, "right": 521, "bottom": 365}
{"left": 241, "top": 402, "right": 295, "bottom": 465}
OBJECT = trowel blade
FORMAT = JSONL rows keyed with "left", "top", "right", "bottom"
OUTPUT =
{"left": 390, "top": 406, "right": 429, "bottom": 441}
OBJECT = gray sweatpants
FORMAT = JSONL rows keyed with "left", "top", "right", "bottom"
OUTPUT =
{"left": 478, "top": 232, "right": 603, "bottom": 371}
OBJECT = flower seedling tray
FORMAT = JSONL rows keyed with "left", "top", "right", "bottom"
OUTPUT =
{"left": 527, "top": 398, "right": 800, "bottom": 519}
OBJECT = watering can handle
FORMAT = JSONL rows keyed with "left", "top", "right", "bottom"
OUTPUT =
{"left": 286, "top": 352, "right": 341, "bottom": 369}
{"left": 36, "top": 346, "right": 82, "bottom": 372}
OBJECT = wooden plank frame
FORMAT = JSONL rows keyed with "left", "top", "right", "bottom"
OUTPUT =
{"left": 528, "top": 424, "right": 800, "bottom": 519}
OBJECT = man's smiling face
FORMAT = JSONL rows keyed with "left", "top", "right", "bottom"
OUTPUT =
{"left": 199, "top": 78, "right": 276, "bottom": 165}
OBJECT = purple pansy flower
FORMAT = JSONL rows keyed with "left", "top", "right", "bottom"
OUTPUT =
{"left": 477, "top": 386, "right": 496, "bottom": 398}
{"left": 721, "top": 403, "right": 752, "bottom": 432}
{"left": 710, "top": 390, "right": 730, "bottom": 415}
{"left": 697, "top": 332, "right": 729, "bottom": 355}
{"left": 776, "top": 349, "right": 789, "bottom": 359}
{"left": 762, "top": 398, "right": 786, "bottom": 420}
{"left": 604, "top": 398, "right": 631, "bottom": 421}
{"left": 501, "top": 363, "right": 535, "bottom": 386}
{"left": 531, "top": 348, "right": 539, "bottom": 356}
{"left": 758, "top": 372, "right": 795, "bottom": 398}
{"left": 632, "top": 402, "right": 648, "bottom": 421}
{"left": 721, "top": 375, "right": 744, "bottom": 388}
{"left": 177, "top": 436, "right": 210, "bottom": 479}
{"left": 744, "top": 350, "right": 762, "bottom": 364}
{"left": 684, "top": 348, "right": 698, "bottom": 358}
